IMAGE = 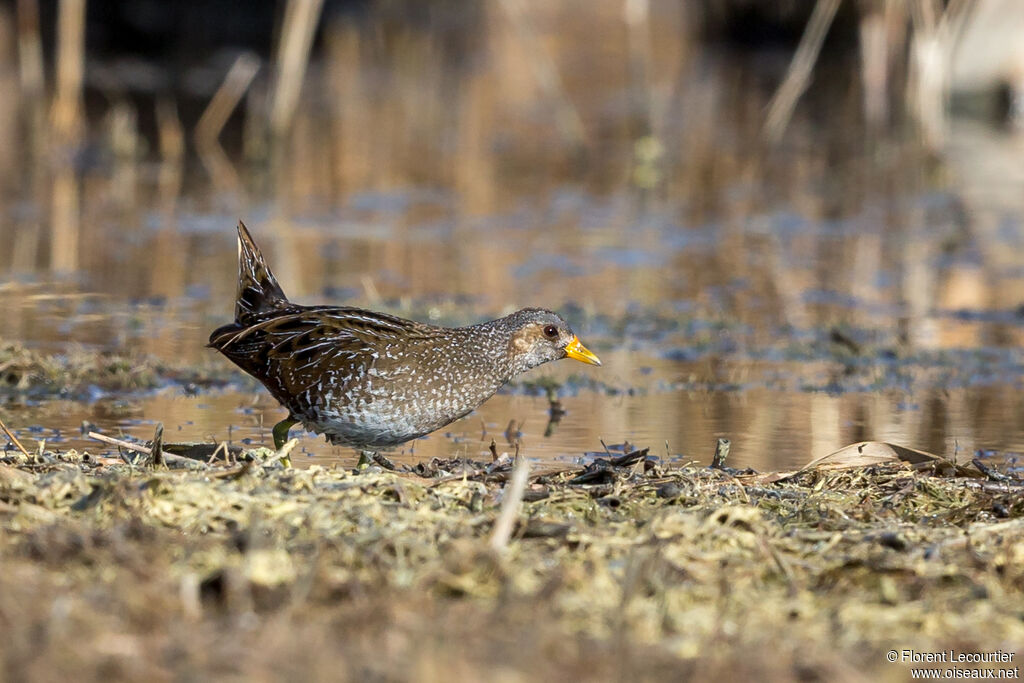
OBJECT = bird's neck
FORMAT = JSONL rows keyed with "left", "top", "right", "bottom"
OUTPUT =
{"left": 462, "top": 316, "right": 524, "bottom": 383}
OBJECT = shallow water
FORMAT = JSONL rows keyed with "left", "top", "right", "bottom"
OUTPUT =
{"left": 7, "top": 345, "right": 1024, "bottom": 472}
{"left": 4, "top": 5, "right": 1024, "bottom": 471}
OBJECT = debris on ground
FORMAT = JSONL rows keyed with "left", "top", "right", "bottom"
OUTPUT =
{"left": 1, "top": 442, "right": 1021, "bottom": 680}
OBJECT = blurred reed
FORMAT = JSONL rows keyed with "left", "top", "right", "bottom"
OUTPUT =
{"left": 11, "top": 0, "right": 43, "bottom": 270}
{"left": 15, "top": 0, "right": 44, "bottom": 172}
{"left": 0, "top": 0, "right": 1020, "bottom": 353}
{"left": 0, "top": 2, "right": 1023, "bottom": 470}
{"left": 856, "top": 0, "right": 902, "bottom": 129}
{"left": 498, "top": 0, "right": 587, "bottom": 150}
{"left": 15, "top": 0, "right": 43, "bottom": 102}
{"left": 764, "top": 0, "right": 1023, "bottom": 149}
{"left": 155, "top": 97, "right": 185, "bottom": 215}
{"left": 49, "top": 0, "right": 85, "bottom": 273}
{"left": 195, "top": 52, "right": 260, "bottom": 198}
{"left": 763, "top": 0, "right": 840, "bottom": 144}
{"left": 107, "top": 99, "right": 139, "bottom": 209}
{"left": 270, "top": 0, "right": 325, "bottom": 139}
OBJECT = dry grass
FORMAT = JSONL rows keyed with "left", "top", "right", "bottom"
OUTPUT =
{"left": 1, "top": 448, "right": 1022, "bottom": 681}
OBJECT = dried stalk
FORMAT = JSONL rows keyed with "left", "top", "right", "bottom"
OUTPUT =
{"left": 0, "top": 417, "right": 30, "bottom": 458}
{"left": 87, "top": 432, "right": 206, "bottom": 469}
{"left": 270, "top": 0, "right": 325, "bottom": 137}
{"left": 196, "top": 53, "right": 260, "bottom": 193}
{"left": 490, "top": 449, "right": 531, "bottom": 551}
{"left": 763, "top": 0, "right": 841, "bottom": 143}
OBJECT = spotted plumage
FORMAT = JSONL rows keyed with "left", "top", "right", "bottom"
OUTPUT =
{"left": 208, "top": 222, "right": 601, "bottom": 453}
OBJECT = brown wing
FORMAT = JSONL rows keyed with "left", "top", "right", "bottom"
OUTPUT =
{"left": 209, "top": 304, "right": 435, "bottom": 413}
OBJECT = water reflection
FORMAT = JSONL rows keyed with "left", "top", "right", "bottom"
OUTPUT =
{"left": 2, "top": 3, "right": 1024, "bottom": 470}
{"left": 10, "top": 365, "right": 1024, "bottom": 472}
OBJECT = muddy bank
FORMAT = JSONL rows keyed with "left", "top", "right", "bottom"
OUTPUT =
{"left": 0, "top": 341, "right": 241, "bottom": 399}
{"left": 0, "top": 449, "right": 1021, "bottom": 680}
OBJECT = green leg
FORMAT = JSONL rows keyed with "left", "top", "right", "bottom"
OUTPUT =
{"left": 272, "top": 418, "right": 297, "bottom": 467}
{"left": 356, "top": 449, "right": 374, "bottom": 469}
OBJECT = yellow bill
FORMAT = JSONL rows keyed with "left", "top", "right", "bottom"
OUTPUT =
{"left": 565, "top": 335, "right": 601, "bottom": 366}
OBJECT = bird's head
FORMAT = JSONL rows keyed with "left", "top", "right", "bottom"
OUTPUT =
{"left": 502, "top": 308, "right": 601, "bottom": 374}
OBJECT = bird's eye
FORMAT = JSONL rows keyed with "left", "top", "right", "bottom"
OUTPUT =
{"left": 543, "top": 324, "right": 559, "bottom": 339}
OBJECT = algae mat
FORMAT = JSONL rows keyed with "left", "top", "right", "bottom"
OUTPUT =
{"left": 0, "top": 452, "right": 1022, "bottom": 681}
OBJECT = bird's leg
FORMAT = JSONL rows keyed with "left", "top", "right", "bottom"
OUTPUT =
{"left": 272, "top": 417, "right": 297, "bottom": 450}
{"left": 272, "top": 417, "right": 297, "bottom": 467}
{"left": 356, "top": 450, "right": 374, "bottom": 469}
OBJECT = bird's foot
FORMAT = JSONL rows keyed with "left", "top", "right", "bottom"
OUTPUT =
{"left": 272, "top": 418, "right": 297, "bottom": 467}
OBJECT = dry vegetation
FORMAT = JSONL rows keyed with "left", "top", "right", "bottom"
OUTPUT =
{"left": 2, "top": 1, "right": 1023, "bottom": 680}
{"left": 1, "top": 445, "right": 1022, "bottom": 681}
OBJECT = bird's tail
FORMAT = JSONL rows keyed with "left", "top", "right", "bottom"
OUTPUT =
{"left": 234, "top": 220, "right": 289, "bottom": 321}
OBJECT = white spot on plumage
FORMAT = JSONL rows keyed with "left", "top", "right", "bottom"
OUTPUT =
{"left": 215, "top": 236, "right": 584, "bottom": 450}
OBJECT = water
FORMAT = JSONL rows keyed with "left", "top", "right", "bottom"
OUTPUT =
{"left": 3, "top": 5, "right": 1024, "bottom": 471}
{"left": 8, "top": 337, "right": 1024, "bottom": 471}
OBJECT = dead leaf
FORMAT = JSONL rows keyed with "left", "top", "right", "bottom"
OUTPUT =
{"left": 742, "top": 442, "right": 984, "bottom": 485}
{"left": 800, "top": 441, "right": 981, "bottom": 477}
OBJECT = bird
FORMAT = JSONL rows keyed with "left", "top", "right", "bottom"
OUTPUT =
{"left": 208, "top": 221, "right": 601, "bottom": 466}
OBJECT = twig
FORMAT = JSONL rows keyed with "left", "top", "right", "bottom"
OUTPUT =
{"left": 89, "top": 432, "right": 150, "bottom": 452}
{"left": 971, "top": 458, "right": 1023, "bottom": 485}
{"left": 631, "top": 454, "right": 646, "bottom": 478}
{"left": 710, "top": 468, "right": 751, "bottom": 505}
{"left": 211, "top": 461, "right": 253, "bottom": 480}
{"left": 260, "top": 438, "right": 298, "bottom": 469}
{"left": 207, "top": 441, "right": 229, "bottom": 465}
{"left": 87, "top": 432, "right": 206, "bottom": 469}
{"left": 150, "top": 423, "right": 164, "bottom": 467}
{"left": 490, "top": 448, "right": 531, "bottom": 551}
{"left": 711, "top": 438, "right": 731, "bottom": 469}
{"left": 0, "top": 417, "right": 30, "bottom": 458}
